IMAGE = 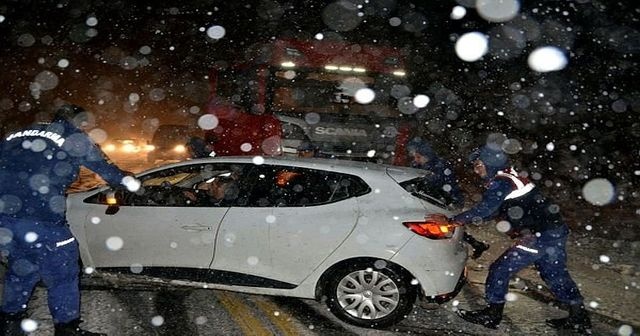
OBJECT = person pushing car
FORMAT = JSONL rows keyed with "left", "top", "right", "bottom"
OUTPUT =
{"left": 428, "top": 144, "right": 591, "bottom": 334}
{"left": 0, "top": 104, "right": 139, "bottom": 335}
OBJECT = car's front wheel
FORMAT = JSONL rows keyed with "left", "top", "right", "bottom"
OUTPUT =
{"left": 325, "top": 261, "right": 417, "bottom": 328}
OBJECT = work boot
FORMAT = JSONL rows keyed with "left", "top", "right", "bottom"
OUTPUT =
{"left": 54, "top": 319, "right": 106, "bottom": 336}
{"left": 546, "top": 304, "right": 593, "bottom": 334}
{"left": 456, "top": 303, "right": 504, "bottom": 329}
{"left": 0, "top": 311, "right": 27, "bottom": 336}
{"left": 470, "top": 241, "right": 490, "bottom": 259}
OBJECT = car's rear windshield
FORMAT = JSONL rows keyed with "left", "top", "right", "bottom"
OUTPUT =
{"left": 399, "top": 177, "right": 453, "bottom": 209}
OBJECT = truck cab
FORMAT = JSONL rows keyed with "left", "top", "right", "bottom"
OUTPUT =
{"left": 206, "top": 38, "right": 418, "bottom": 165}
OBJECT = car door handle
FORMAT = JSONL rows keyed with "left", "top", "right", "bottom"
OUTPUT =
{"left": 180, "top": 225, "right": 212, "bottom": 232}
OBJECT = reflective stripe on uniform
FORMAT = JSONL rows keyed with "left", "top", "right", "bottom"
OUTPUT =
{"left": 515, "top": 245, "right": 539, "bottom": 254}
{"left": 497, "top": 168, "right": 535, "bottom": 200}
{"left": 55, "top": 237, "right": 75, "bottom": 247}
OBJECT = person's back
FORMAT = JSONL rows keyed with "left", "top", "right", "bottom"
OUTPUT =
{"left": 0, "top": 104, "right": 132, "bottom": 336}
{"left": 0, "top": 106, "right": 124, "bottom": 222}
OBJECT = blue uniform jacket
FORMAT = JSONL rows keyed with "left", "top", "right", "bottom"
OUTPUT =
{"left": 453, "top": 167, "right": 564, "bottom": 237}
{"left": 0, "top": 118, "right": 125, "bottom": 223}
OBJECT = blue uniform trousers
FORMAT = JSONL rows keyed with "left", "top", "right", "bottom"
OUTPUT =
{"left": 485, "top": 225, "right": 584, "bottom": 305}
{"left": 0, "top": 216, "right": 80, "bottom": 324}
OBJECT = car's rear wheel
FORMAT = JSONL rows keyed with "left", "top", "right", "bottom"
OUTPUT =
{"left": 325, "top": 261, "right": 417, "bottom": 328}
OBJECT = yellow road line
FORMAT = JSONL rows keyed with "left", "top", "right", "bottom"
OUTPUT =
{"left": 253, "top": 297, "right": 300, "bottom": 336}
{"left": 216, "top": 291, "right": 272, "bottom": 336}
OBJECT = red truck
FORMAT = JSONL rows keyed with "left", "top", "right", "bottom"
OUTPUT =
{"left": 205, "top": 38, "right": 418, "bottom": 165}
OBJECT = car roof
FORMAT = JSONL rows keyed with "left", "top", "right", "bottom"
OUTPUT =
{"left": 142, "top": 156, "right": 426, "bottom": 182}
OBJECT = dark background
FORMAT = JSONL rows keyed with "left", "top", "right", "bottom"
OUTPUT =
{"left": 0, "top": 0, "right": 638, "bottom": 238}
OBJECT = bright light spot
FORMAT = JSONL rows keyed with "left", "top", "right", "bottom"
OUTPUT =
{"left": 599, "top": 255, "right": 611, "bottom": 263}
{"left": 455, "top": 32, "right": 488, "bottom": 62}
{"left": 24, "top": 232, "right": 38, "bottom": 243}
{"left": 413, "top": 94, "right": 430, "bottom": 108}
{"left": 374, "top": 260, "right": 387, "bottom": 269}
{"left": 411, "top": 278, "right": 419, "bottom": 285}
{"left": 354, "top": 88, "right": 375, "bottom": 104}
{"left": 105, "top": 236, "right": 124, "bottom": 251}
{"left": 247, "top": 256, "right": 259, "bottom": 266}
{"left": 195, "top": 316, "right": 208, "bottom": 325}
{"left": 315, "top": 33, "right": 324, "bottom": 40}
{"left": 266, "top": 215, "right": 276, "bottom": 223}
{"left": 130, "top": 264, "right": 143, "bottom": 274}
{"left": 224, "top": 233, "right": 236, "bottom": 247}
{"left": 261, "top": 135, "right": 282, "bottom": 155}
{"left": 366, "top": 150, "right": 376, "bottom": 158}
{"left": 253, "top": 156, "right": 265, "bottom": 165}
{"left": 139, "top": 45, "right": 152, "bottom": 55}
{"left": 170, "top": 242, "right": 178, "bottom": 248}
{"left": 496, "top": 220, "right": 511, "bottom": 233}
{"left": 21, "top": 319, "right": 38, "bottom": 333}
{"left": 305, "top": 112, "right": 320, "bottom": 125}
{"left": 198, "top": 114, "right": 219, "bottom": 130}
{"left": 583, "top": 178, "right": 616, "bottom": 206}
{"left": 502, "top": 138, "right": 522, "bottom": 154}
{"left": 151, "top": 315, "right": 164, "bottom": 327}
{"left": 618, "top": 325, "right": 633, "bottom": 336}
{"left": 450, "top": 6, "right": 467, "bottom": 20}
{"left": 84, "top": 266, "right": 95, "bottom": 274}
{"left": 206, "top": 25, "right": 226, "bottom": 39}
{"left": 585, "top": 225, "right": 593, "bottom": 231}
{"left": 129, "top": 93, "right": 140, "bottom": 103}
{"left": 283, "top": 70, "right": 296, "bottom": 79}
{"left": 528, "top": 46, "right": 568, "bottom": 72}
{"left": 546, "top": 142, "right": 555, "bottom": 151}
{"left": 505, "top": 292, "right": 518, "bottom": 301}
{"left": 86, "top": 16, "right": 98, "bottom": 26}
{"left": 241, "top": 143, "right": 253, "bottom": 152}
{"left": 589, "top": 301, "right": 599, "bottom": 309}
{"left": 122, "top": 176, "right": 141, "bottom": 192}
{"left": 281, "top": 61, "right": 295, "bottom": 68}
{"left": 389, "top": 17, "right": 402, "bottom": 26}
{"left": 476, "top": 0, "right": 520, "bottom": 22}
{"left": 57, "top": 59, "right": 70, "bottom": 68}
{"left": 0, "top": 15, "right": 5, "bottom": 23}
{"left": 273, "top": 311, "right": 280, "bottom": 316}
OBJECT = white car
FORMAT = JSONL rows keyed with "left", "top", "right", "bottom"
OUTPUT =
{"left": 67, "top": 156, "right": 468, "bottom": 328}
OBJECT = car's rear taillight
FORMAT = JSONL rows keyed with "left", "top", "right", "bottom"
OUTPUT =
{"left": 403, "top": 220, "right": 457, "bottom": 239}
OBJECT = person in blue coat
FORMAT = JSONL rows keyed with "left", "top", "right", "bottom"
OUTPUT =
{"left": 186, "top": 136, "right": 213, "bottom": 159}
{"left": 443, "top": 145, "right": 591, "bottom": 333}
{"left": 407, "top": 138, "right": 489, "bottom": 259}
{"left": 0, "top": 105, "right": 137, "bottom": 336}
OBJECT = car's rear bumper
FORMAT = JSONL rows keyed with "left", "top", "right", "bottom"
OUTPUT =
{"left": 423, "top": 267, "right": 467, "bottom": 303}
{"left": 390, "top": 230, "right": 467, "bottom": 298}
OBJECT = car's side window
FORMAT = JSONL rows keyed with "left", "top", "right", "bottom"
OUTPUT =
{"left": 244, "top": 165, "right": 370, "bottom": 207}
{"left": 84, "top": 163, "right": 250, "bottom": 207}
